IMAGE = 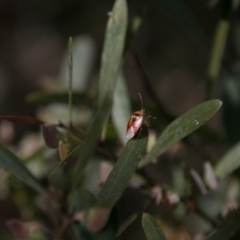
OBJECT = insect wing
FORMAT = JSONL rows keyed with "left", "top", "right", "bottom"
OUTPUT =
{"left": 126, "top": 115, "right": 143, "bottom": 140}
{"left": 126, "top": 124, "right": 135, "bottom": 140}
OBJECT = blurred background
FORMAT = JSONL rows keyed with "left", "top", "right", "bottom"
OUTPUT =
{"left": 1, "top": 0, "right": 240, "bottom": 239}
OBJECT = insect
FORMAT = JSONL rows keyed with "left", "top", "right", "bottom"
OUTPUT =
{"left": 126, "top": 93, "right": 148, "bottom": 140}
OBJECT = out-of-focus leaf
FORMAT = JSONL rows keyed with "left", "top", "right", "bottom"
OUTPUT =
{"left": 67, "top": 37, "right": 73, "bottom": 124}
{"left": 26, "top": 91, "right": 92, "bottom": 106}
{"left": 142, "top": 213, "right": 166, "bottom": 240}
{"left": 139, "top": 99, "right": 222, "bottom": 168}
{"left": 59, "top": 35, "right": 96, "bottom": 91}
{"left": 190, "top": 168, "right": 208, "bottom": 195}
{"left": 207, "top": 0, "right": 232, "bottom": 98}
{"left": 116, "top": 212, "right": 138, "bottom": 237}
{"left": 71, "top": 99, "right": 112, "bottom": 186}
{"left": 207, "top": 210, "right": 240, "bottom": 240}
{"left": 196, "top": 180, "right": 228, "bottom": 220}
{"left": 68, "top": 190, "right": 96, "bottom": 215}
{"left": 207, "top": 19, "right": 230, "bottom": 84}
{"left": 112, "top": 74, "right": 131, "bottom": 145}
{"left": 49, "top": 142, "right": 82, "bottom": 177}
{"left": 85, "top": 205, "right": 111, "bottom": 233}
{"left": 0, "top": 144, "right": 43, "bottom": 194}
{"left": 71, "top": 0, "right": 127, "bottom": 188}
{"left": 97, "top": 125, "right": 148, "bottom": 208}
{"left": 38, "top": 104, "right": 92, "bottom": 127}
{"left": 42, "top": 124, "right": 59, "bottom": 148}
{"left": 215, "top": 141, "right": 240, "bottom": 179}
{"left": 172, "top": 161, "right": 185, "bottom": 197}
{"left": 98, "top": 0, "right": 128, "bottom": 142}
{"left": 48, "top": 167, "right": 69, "bottom": 192}
{"left": 156, "top": 0, "right": 210, "bottom": 47}
{"left": 204, "top": 161, "right": 218, "bottom": 190}
{"left": 58, "top": 140, "right": 69, "bottom": 161}
{"left": 98, "top": 0, "right": 127, "bottom": 104}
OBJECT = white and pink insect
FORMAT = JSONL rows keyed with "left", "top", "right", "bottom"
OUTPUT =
{"left": 126, "top": 93, "right": 146, "bottom": 140}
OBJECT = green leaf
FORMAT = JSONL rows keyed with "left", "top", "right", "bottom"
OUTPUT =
{"left": 116, "top": 212, "right": 138, "bottom": 237}
{"left": 68, "top": 36, "right": 73, "bottom": 124}
{"left": 112, "top": 74, "right": 131, "bottom": 145}
{"left": 0, "top": 144, "right": 44, "bottom": 194}
{"left": 71, "top": 0, "right": 128, "bottom": 188}
{"left": 97, "top": 125, "right": 148, "bottom": 208}
{"left": 71, "top": 99, "right": 112, "bottom": 187}
{"left": 156, "top": 0, "right": 210, "bottom": 47}
{"left": 207, "top": 210, "right": 240, "bottom": 240}
{"left": 139, "top": 99, "right": 222, "bottom": 168}
{"left": 207, "top": 0, "right": 232, "bottom": 98}
{"left": 99, "top": 0, "right": 128, "bottom": 141}
{"left": 25, "top": 91, "right": 91, "bottom": 106}
{"left": 142, "top": 213, "right": 166, "bottom": 240}
{"left": 215, "top": 141, "right": 240, "bottom": 179}
{"left": 98, "top": 0, "right": 128, "bottom": 103}
{"left": 59, "top": 35, "right": 95, "bottom": 92}
{"left": 49, "top": 142, "right": 82, "bottom": 178}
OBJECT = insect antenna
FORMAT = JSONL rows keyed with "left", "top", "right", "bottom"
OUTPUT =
{"left": 138, "top": 92, "right": 144, "bottom": 110}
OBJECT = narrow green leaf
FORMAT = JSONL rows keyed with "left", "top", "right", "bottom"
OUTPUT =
{"left": 97, "top": 125, "right": 148, "bottom": 208}
{"left": 139, "top": 99, "right": 222, "bottom": 168}
{"left": 72, "top": 0, "right": 128, "bottom": 188}
{"left": 142, "top": 213, "right": 166, "bottom": 240}
{"left": 49, "top": 141, "right": 82, "bottom": 178}
{"left": 112, "top": 74, "right": 131, "bottom": 145}
{"left": 26, "top": 91, "right": 91, "bottom": 106}
{"left": 98, "top": 0, "right": 127, "bottom": 103}
{"left": 59, "top": 35, "right": 95, "bottom": 92}
{"left": 215, "top": 141, "right": 240, "bottom": 179}
{"left": 208, "top": 20, "right": 230, "bottom": 83}
{"left": 99, "top": 0, "right": 128, "bottom": 141}
{"left": 207, "top": 0, "right": 232, "bottom": 98}
{"left": 207, "top": 210, "right": 240, "bottom": 240}
{"left": 71, "top": 98, "right": 112, "bottom": 187}
{"left": 68, "top": 37, "right": 73, "bottom": 124}
{"left": 0, "top": 144, "right": 44, "bottom": 194}
{"left": 116, "top": 212, "right": 138, "bottom": 237}
{"left": 156, "top": 0, "right": 210, "bottom": 47}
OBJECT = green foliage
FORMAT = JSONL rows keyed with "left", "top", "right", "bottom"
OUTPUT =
{"left": 1, "top": 0, "right": 240, "bottom": 239}
{"left": 215, "top": 141, "right": 240, "bottom": 179}
{"left": 142, "top": 213, "right": 166, "bottom": 240}
{"left": 139, "top": 99, "right": 222, "bottom": 168}
{"left": 97, "top": 125, "right": 148, "bottom": 208}
{"left": 0, "top": 144, "right": 44, "bottom": 194}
